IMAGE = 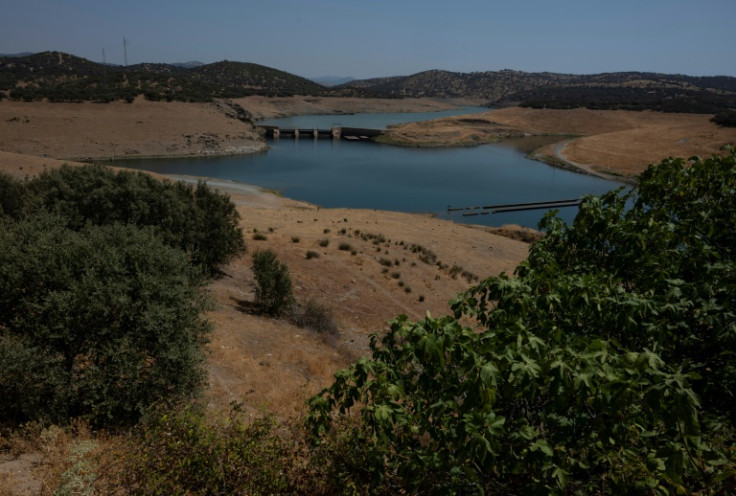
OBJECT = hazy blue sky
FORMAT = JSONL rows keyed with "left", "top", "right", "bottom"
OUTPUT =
{"left": 2, "top": 0, "right": 734, "bottom": 78}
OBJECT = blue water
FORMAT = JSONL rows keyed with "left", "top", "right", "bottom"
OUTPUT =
{"left": 122, "top": 109, "right": 628, "bottom": 229}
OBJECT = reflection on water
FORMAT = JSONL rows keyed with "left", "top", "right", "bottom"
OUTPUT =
{"left": 122, "top": 111, "right": 628, "bottom": 229}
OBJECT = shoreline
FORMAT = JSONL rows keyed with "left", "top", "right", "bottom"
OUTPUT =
{"left": 2, "top": 99, "right": 732, "bottom": 184}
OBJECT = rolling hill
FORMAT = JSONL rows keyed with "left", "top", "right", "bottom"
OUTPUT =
{"left": 340, "top": 69, "right": 736, "bottom": 113}
{"left": 0, "top": 51, "right": 329, "bottom": 103}
{"left": 1, "top": 51, "right": 734, "bottom": 113}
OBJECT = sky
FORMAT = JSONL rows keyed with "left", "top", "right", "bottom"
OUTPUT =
{"left": 2, "top": 0, "right": 734, "bottom": 79}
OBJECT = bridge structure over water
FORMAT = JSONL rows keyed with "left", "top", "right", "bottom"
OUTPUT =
{"left": 258, "top": 125, "right": 384, "bottom": 141}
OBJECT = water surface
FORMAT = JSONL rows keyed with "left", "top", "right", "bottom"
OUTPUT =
{"left": 123, "top": 110, "right": 627, "bottom": 228}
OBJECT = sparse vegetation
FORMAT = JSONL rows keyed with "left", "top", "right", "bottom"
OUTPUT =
{"left": 289, "top": 299, "right": 339, "bottom": 336}
{"left": 338, "top": 242, "right": 353, "bottom": 251}
{"left": 305, "top": 250, "right": 320, "bottom": 260}
{"left": 253, "top": 232, "right": 268, "bottom": 240}
{"left": 318, "top": 238, "right": 329, "bottom": 247}
{"left": 291, "top": 235, "right": 300, "bottom": 243}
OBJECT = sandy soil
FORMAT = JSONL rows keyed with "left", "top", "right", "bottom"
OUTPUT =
{"left": 383, "top": 107, "right": 736, "bottom": 179}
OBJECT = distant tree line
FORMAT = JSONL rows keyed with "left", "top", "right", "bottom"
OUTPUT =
{"left": 516, "top": 85, "right": 736, "bottom": 114}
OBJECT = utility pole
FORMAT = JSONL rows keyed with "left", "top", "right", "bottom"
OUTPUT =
{"left": 123, "top": 37, "right": 128, "bottom": 66}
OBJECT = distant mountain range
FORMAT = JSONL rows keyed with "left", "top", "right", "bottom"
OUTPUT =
{"left": 338, "top": 69, "right": 736, "bottom": 113}
{"left": 1, "top": 51, "right": 734, "bottom": 113}
{"left": 310, "top": 76, "right": 355, "bottom": 87}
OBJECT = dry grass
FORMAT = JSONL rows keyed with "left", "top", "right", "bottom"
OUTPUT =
{"left": 385, "top": 107, "right": 736, "bottom": 179}
{"left": 0, "top": 422, "right": 128, "bottom": 496}
{"left": 203, "top": 203, "right": 528, "bottom": 419}
{"left": 0, "top": 99, "right": 265, "bottom": 162}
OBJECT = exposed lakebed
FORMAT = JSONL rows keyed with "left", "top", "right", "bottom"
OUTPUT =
{"left": 124, "top": 108, "right": 627, "bottom": 228}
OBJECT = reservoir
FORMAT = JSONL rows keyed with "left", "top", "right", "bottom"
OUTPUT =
{"left": 124, "top": 108, "right": 627, "bottom": 229}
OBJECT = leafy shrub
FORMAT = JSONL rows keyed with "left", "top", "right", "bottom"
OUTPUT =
{"left": 308, "top": 151, "right": 736, "bottom": 494}
{"left": 0, "top": 172, "right": 27, "bottom": 219}
{"left": 252, "top": 249, "right": 293, "bottom": 316}
{"left": 25, "top": 164, "right": 245, "bottom": 275}
{"left": 291, "top": 236, "right": 300, "bottom": 243}
{"left": 253, "top": 232, "right": 268, "bottom": 240}
{"left": 338, "top": 242, "right": 352, "bottom": 251}
{"left": 0, "top": 215, "right": 210, "bottom": 426}
{"left": 318, "top": 238, "right": 329, "bottom": 247}
{"left": 710, "top": 109, "right": 736, "bottom": 127}
{"left": 305, "top": 250, "right": 320, "bottom": 260}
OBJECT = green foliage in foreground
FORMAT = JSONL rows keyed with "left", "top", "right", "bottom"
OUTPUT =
{"left": 0, "top": 165, "right": 248, "bottom": 426}
{"left": 0, "top": 216, "right": 211, "bottom": 425}
{"left": 308, "top": 150, "right": 736, "bottom": 494}
{"left": 24, "top": 164, "right": 246, "bottom": 275}
{"left": 0, "top": 172, "right": 27, "bottom": 217}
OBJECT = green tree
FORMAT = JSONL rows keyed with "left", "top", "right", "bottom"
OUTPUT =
{"left": 308, "top": 150, "right": 736, "bottom": 494}
{"left": 0, "top": 172, "right": 26, "bottom": 218}
{"left": 252, "top": 249, "right": 294, "bottom": 317}
{"left": 0, "top": 215, "right": 211, "bottom": 426}
{"left": 26, "top": 164, "right": 245, "bottom": 275}
{"left": 711, "top": 110, "right": 736, "bottom": 127}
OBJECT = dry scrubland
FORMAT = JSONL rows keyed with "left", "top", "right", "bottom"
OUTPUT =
{"left": 383, "top": 106, "right": 736, "bottom": 179}
{"left": 0, "top": 96, "right": 734, "bottom": 417}
{"left": 0, "top": 96, "right": 734, "bottom": 494}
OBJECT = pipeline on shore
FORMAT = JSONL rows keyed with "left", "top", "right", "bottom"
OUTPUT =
{"left": 449, "top": 198, "right": 581, "bottom": 216}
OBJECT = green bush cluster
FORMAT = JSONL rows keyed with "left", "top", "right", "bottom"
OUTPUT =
{"left": 0, "top": 217, "right": 210, "bottom": 426}
{"left": 252, "top": 249, "right": 294, "bottom": 317}
{"left": 24, "top": 164, "right": 245, "bottom": 275}
{"left": 0, "top": 165, "right": 246, "bottom": 426}
{"left": 307, "top": 150, "right": 736, "bottom": 494}
{"left": 711, "top": 109, "right": 736, "bottom": 127}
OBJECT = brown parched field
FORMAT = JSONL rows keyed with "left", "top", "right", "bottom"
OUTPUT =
{"left": 0, "top": 96, "right": 734, "bottom": 494}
